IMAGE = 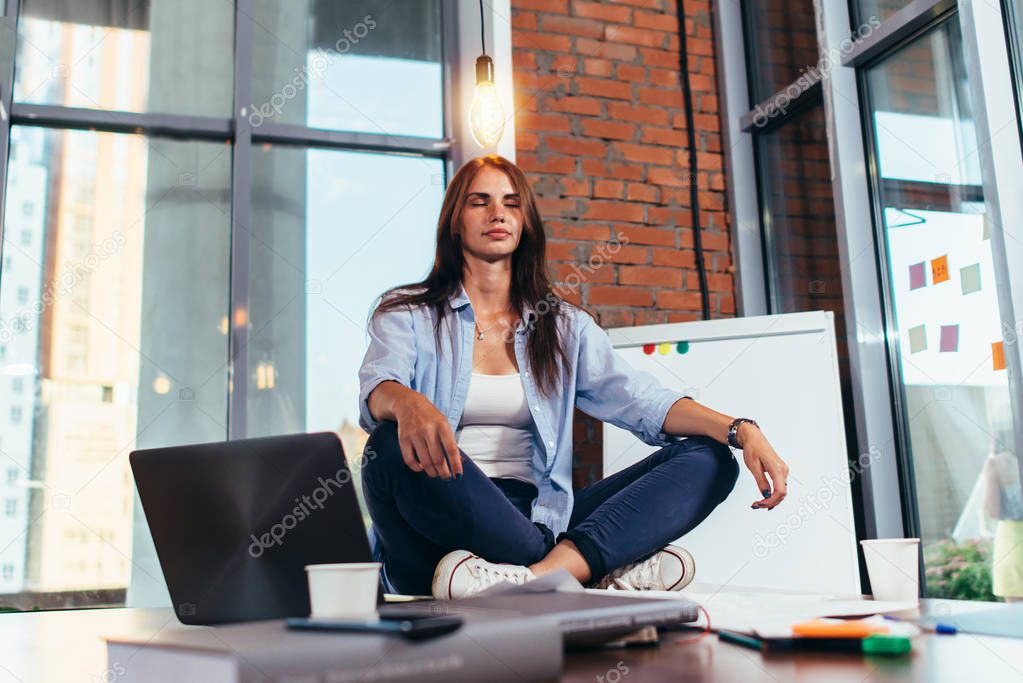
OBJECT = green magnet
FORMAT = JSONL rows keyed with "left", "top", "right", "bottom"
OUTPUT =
{"left": 676, "top": 341, "right": 690, "bottom": 354}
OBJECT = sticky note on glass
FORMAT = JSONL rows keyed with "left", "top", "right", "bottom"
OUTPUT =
{"left": 908, "top": 262, "right": 926, "bottom": 290}
{"left": 931, "top": 255, "right": 949, "bottom": 284}
{"left": 960, "top": 263, "right": 981, "bottom": 295}
{"left": 993, "top": 341, "right": 1006, "bottom": 371}
{"left": 939, "top": 324, "right": 959, "bottom": 352}
{"left": 908, "top": 324, "right": 927, "bottom": 353}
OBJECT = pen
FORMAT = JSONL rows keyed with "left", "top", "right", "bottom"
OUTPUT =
{"left": 882, "top": 614, "right": 957, "bottom": 634}
{"left": 717, "top": 630, "right": 763, "bottom": 651}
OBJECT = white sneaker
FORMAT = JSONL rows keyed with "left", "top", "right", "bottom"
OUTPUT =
{"left": 594, "top": 544, "right": 695, "bottom": 591}
{"left": 432, "top": 550, "right": 536, "bottom": 600}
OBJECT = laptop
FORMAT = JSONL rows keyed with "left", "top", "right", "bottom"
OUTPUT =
{"left": 131, "top": 432, "right": 700, "bottom": 635}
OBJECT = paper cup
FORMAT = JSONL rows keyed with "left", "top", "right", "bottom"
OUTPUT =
{"left": 860, "top": 538, "right": 920, "bottom": 603}
{"left": 305, "top": 562, "right": 381, "bottom": 619}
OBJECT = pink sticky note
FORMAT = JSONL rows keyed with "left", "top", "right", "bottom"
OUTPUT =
{"left": 939, "top": 324, "right": 959, "bottom": 352}
{"left": 909, "top": 262, "right": 926, "bottom": 290}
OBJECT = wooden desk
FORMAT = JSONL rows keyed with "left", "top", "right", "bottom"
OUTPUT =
{"left": 0, "top": 600, "right": 1019, "bottom": 682}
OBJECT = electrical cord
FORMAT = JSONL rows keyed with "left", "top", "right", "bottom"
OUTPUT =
{"left": 479, "top": 0, "right": 486, "bottom": 55}
{"left": 675, "top": 0, "right": 711, "bottom": 320}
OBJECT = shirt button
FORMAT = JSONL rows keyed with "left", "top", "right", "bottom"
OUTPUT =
{"left": 524, "top": 371, "right": 529, "bottom": 377}
{"left": 548, "top": 441, "right": 555, "bottom": 448}
{"left": 533, "top": 404, "right": 540, "bottom": 411}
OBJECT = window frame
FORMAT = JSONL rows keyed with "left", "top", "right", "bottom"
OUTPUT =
{"left": 0, "top": 0, "right": 511, "bottom": 611}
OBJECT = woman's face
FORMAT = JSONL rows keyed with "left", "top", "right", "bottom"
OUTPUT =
{"left": 457, "top": 166, "right": 523, "bottom": 262}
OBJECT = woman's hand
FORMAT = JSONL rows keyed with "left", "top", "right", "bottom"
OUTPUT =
{"left": 739, "top": 424, "right": 788, "bottom": 510}
{"left": 393, "top": 393, "right": 463, "bottom": 480}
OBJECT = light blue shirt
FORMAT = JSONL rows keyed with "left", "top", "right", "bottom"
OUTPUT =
{"left": 358, "top": 284, "right": 687, "bottom": 536}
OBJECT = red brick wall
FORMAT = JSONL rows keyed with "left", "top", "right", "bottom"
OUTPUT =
{"left": 509, "top": 0, "right": 732, "bottom": 485}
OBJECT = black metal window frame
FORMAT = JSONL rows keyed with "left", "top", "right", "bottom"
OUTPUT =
{"left": 0, "top": 0, "right": 459, "bottom": 439}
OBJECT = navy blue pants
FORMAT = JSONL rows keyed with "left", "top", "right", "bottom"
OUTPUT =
{"left": 361, "top": 421, "right": 739, "bottom": 595}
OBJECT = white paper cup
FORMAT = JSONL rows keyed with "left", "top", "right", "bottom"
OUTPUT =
{"left": 860, "top": 538, "right": 920, "bottom": 603}
{"left": 305, "top": 562, "right": 381, "bottom": 619}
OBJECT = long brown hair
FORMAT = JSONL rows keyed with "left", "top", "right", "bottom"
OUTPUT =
{"left": 373, "top": 155, "right": 569, "bottom": 396}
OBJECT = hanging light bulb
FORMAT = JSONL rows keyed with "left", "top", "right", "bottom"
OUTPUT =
{"left": 469, "top": 54, "right": 505, "bottom": 148}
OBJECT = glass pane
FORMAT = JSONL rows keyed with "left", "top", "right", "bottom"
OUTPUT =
{"left": 249, "top": 0, "right": 444, "bottom": 138}
{"left": 246, "top": 146, "right": 443, "bottom": 511}
{"left": 852, "top": 0, "right": 914, "bottom": 26}
{"left": 13, "top": 0, "right": 233, "bottom": 117}
{"left": 0, "top": 127, "right": 230, "bottom": 608}
{"left": 865, "top": 18, "right": 1018, "bottom": 601}
{"left": 741, "top": 1, "right": 820, "bottom": 103}
{"left": 756, "top": 104, "right": 844, "bottom": 321}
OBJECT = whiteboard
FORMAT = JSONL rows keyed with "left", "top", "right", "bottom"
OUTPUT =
{"left": 602, "top": 311, "right": 860, "bottom": 594}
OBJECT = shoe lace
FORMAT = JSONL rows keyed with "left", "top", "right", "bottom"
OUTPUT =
{"left": 610, "top": 554, "right": 661, "bottom": 590}
{"left": 470, "top": 562, "right": 531, "bottom": 589}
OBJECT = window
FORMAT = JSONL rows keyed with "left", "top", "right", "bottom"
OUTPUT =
{"left": 250, "top": 0, "right": 444, "bottom": 139}
{"left": 851, "top": 1, "right": 916, "bottom": 25}
{"left": 741, "top": 1, "right": 820, "bottom": 103}
{"left": 14, "top": 0, "right": 234, "bottom": 117}
{"left": 5, "top": 498, "right": 15, "bottom": 517}
{"left": 247, "top": 146, "right": 443, "bottom": 440}
{"left": 1, "top": 563, "right": 13, "bottom": 581}
{"left": 6, "top": 468, "right": 18, "bottom": 486}
{"left": 860, "top": 16, "right": 1019, "bottom": 602}
{"left": 2, "top": 125, "right": 231, "bottom": 602}
{"left": 0, "top": 0, "right": 457, "bottom": 611}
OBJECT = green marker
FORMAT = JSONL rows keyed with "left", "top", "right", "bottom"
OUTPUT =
{"left": 861, "top": 634, "right": 912, "bottom": 656}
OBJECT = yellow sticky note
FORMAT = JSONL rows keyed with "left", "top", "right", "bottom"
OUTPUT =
{"left": 931, "top": 255, "right": 949, "bottom": 284}
{"left": 993, "top": 341, "right": 1006, "bottom": 371}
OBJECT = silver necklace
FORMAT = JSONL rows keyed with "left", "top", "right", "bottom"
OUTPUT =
{"left": 474, "top": 310, "right": 514, "bottom": 341}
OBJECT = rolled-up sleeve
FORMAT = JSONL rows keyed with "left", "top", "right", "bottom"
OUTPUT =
{"left": 574, "top": 311, "right": 688, "bottom": 446}
{"left": 358, "top": 305, "right": 417, "bottom": 433}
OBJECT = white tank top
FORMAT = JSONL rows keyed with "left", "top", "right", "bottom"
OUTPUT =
{"left": 456, "top": 372, "right": 535, "bottom": 484}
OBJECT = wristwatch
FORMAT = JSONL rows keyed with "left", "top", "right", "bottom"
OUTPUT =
{"left": 727, "top": 418, "right": 759, "bottom": 449}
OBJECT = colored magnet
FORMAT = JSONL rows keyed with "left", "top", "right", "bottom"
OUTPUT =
{"left": 657, "top": 342, "right": 671, "bottom": 355}
{"left": 931, "top": 255, "right": 949, "bottom": 284}
{"left": 939, "top": 324, "right": 959, "bottom": 352}
{"left": 993, "top": 341, "right": 1006, "bottom": 371}
{"left": 909, "top": 262, "right": 926, "bottom": 290}
{"left": 642, "top": 344, "right": 656, "bottom": 355}
{"left": 908, "top": 325, "right": 927, "bottom": 354}
{"left": 676, "top": 341, "right": 690, "bottom": 354}
{"left": 960, "top": 263, "right": 981, "bottom": 295}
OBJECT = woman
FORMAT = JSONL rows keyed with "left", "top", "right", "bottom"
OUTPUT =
{"left": 358, "top": 155, "right": 789, "bottom": 599}
{"left": 983, "top": 447, "right": 1023, "bottom": 602}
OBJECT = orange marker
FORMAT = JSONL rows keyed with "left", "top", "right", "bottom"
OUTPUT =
{"left": 791, "top": 619, "right": 890, "bottom": 638}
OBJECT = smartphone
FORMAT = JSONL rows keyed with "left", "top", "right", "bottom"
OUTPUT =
{"left": 285, "top": 613, "right": 463, "bottom": 641}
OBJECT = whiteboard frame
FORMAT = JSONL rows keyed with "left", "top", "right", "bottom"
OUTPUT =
{"left": 602, "top": 311, "right": 861, "bottom": 593}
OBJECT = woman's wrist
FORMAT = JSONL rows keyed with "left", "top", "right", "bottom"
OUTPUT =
{"left": 736, "top": 421, "right": 761, "bottom": 448}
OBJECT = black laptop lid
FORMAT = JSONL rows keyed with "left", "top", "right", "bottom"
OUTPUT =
{"left": 130, "top": 432, "right": 373, "bottom": 625}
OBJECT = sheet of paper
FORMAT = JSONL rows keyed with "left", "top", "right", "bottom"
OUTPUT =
{"left": 477, "top": 569, "right": 583, "bottom": 597}
{"left": 583, "top": 587, "right": 919, "bottom": 634}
